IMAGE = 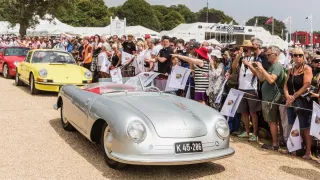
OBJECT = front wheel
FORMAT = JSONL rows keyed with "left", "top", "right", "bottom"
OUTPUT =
{"left": 15, "top": 70, "right": 23, "bottom": 86}
{"left": 30, "top": 74, "right": 39, "bottom": 95}
{"left": 101, "top": 123, "right": 126, "bottom": 169}
{"left": 60, "top": 101, "right": 75, "bottom": 131}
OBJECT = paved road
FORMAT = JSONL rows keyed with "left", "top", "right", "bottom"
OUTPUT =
{"left": 0, "top": 77, "right": 319, "bottom": 180}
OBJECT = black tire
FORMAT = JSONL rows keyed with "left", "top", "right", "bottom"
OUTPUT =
{"left": 3, "top": 64, "right": 11, "bottom": 79}
{"left": 100, "top": 123, "right": 127, "bottom": 169}
{"left": 15, "top": 69, "right": 23, "bottom": 86}
{"left": 29, "top": 74, "right": 39, "bottom": 95}
{"left": 60, "top": 101, "right": 75, "bottom": 131}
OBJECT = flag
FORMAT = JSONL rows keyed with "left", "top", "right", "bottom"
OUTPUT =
{"left": 220, "top": 89, "right": 244, "bottom": 117}
{"left": 281, "top": 29, "right": 283, "bottom": 38}
{"left": 283, "top": 16, "right": 291, "bottom": 24}
{"left": 310, "top": 101, "right": 320, "bottom": 140}
{"left": 305, "top": 15, "right": 312, "bottom": 21}
{"left": 254, "top": 18, "right": 258, "bottom": 26}
{"left": 227, "top": 24, "right": 234, "bottom": 34}
{"left": 266, "top": 17, "right": 273, "bottom": 25}
{"left": 287, "top": 117, "right": 302, "bottom": 152}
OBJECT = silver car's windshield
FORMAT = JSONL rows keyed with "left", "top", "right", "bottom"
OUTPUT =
{"left": 32, "top": 51, "right": 76, "bottom": 64}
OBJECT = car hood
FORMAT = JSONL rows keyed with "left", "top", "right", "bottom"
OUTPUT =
{"left": 32, "top": 63, "right": 90, "bottom": 83}
{"left": 121, "top": 95, "right": 208, "bottom": 138}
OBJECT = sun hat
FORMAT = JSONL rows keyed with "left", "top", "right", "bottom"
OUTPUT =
{"left": 240, "top": 40, "right": 254, "bottom": 48}
{"left": 211, "top": 50, "right": 222, "bottom": 58}
{"left": 194, "top": 47, "right": 209, "bottom": 60}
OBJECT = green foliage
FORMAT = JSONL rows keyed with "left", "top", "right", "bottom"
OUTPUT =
{"left": 169, "top": 5, "right": 197, "bottom": 23}
{"left": 162, "top": 11, "right": 185, "bottom": 31}
{"left": 197, "top": 8, "right": 238, "bottom": 25}
{"left": 115, "top": 0, "right": 161, "bottom": 31}
{"left": 0, "top": 1, "right": 5, "bottom": 21}
{"left": 246, "top": 16, "right": 287, "bottom": 37}
{"left": 56, "top": 0, "right": 111, "bottom": 27}
{"left": 2, "top": 0, "right": 75, "bottom": 36}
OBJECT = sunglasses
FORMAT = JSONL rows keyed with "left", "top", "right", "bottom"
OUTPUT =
{"left": 313, "top": 60, "right": 320, "bottom": 63}
{"left": 293, "top": 54, "right": 304, "bottom": 58}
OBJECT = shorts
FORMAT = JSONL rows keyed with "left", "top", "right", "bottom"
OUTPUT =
{"left": 287, "top": 107, "right": 311, "bottom": 130}
{"left": 194, "top": 91, "right": 207, "bottom": 101}
{"left": 237, "top": 89, "right": 261, "bottom": 113}
{"left": 261, "top": 102, "right": 279, "bottom": 122}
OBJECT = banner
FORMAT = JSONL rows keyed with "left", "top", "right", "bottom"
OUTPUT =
{"left": 165, "top": 75, "right": 179, "bottom": 92}
{"left": 287, "top": 117, "right": 302, "bottom": 152}
{"left": 220, "top": 89, "right": 244, "bottom": 117}
{"left": 215, "top": 78, "right": 228, "bottom": 104}
{"left": 135, "top": 72, "right": 160, "bottom": 87}
{"left": 121, "top": 52, "right": 133, "bottom": 65}
{"left": 168, "top": 65, "right": 191, "bottom": 89}
{"left": 110, "top": 17, "right": 126, "bottom": 37}
{"left": 110, "top": 67, "right": 123, "bottom": 84}
{"left": 310, "top": 101, "right": 320, "bottom": 140}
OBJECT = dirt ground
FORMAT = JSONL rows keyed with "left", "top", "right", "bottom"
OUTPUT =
{"left": 0, "top": 77, "right": 319, "bottom": 180}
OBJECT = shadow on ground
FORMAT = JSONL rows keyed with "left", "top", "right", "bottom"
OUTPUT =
{"left": 279, "top": 166, "right": 320, "bottom": 180}
{"left": 49, "top": 118, "right": 226, "bottom": 179}
{"left": 13, "top": 83, "right": 58, "bottom": 97}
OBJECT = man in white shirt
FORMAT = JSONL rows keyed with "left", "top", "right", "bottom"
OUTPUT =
{"left": 151, "top": 39, "right": 162, "bottom": 71}
{"left": 231, "top": 40, "right": 261, "bottom": 142}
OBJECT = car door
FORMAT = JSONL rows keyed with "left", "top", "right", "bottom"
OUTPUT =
{"left": 20, "top": 51, "right": 33, "bottom": 82}
{"left": 0, "top": 48, "right": 4, "bottom": 72}
{"left": 70, "top": 89, "right": 97, "bottom": 134}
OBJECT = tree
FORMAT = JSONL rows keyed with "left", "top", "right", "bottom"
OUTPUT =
{"left": 115, "top": 0, "right": 161, "bottom": 31}
{"left": 246, "top": 16, "right": 287, "bottom": 37}
{"left": 162, "top": 11, "right": 185, "bottom": 31}
{"left": 169, "top": 5, "right": 197, "bottom": 23}
{"left": 56, "top": 0, "right": 112, "bottom": 27}
{"left": 2, "top": 0, "right": 75, "bottom": 36}
{"left": 197, "top": 8, "right": 238, "bottom": 24}
{"left": 0, "top": 1, "right": 5, "bottom": 21}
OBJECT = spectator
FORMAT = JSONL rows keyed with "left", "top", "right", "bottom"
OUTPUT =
{"left": 81, "top": 36, "right": 93, "bottom": 71}
{"left": 255, "top": 46, "right": 284, "bottom": 150}
{"left": 97, "top": 46, "right": 111, "bottom": 78}
{"left": 207, "top": 49, "right": 224, "bottom": 109}
{"left": 232, "top": 40, "right": 261, "bottom": 142}
{"left": 110, "top": 43, "right": 121, "bottom": 68}
{"left": 284, "top": 47, "right": 313, "bottom": 159}
{"left": 122, "top": 34, "right": 136, "bottom": 54}
{"left": 154, "top": 36, "right": 173, "bottom": 91}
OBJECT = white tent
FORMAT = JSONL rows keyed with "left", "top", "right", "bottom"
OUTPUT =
{"left": 126, "top": 25, "right": 160, "bottom": 38}
{"left": 205, "top": 38, "right": 221, "bottom": 45}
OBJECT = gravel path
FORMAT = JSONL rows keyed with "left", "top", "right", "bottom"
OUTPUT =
{"left": 0, "top": 77, "right": 319, "bottom": 180}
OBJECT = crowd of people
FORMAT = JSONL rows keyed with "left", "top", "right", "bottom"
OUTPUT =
{"left": 1, "top": 33, "right": 320, "bottom": 161}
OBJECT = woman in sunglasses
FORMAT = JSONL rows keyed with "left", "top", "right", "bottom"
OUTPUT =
{"left": 284, "top": 47, "right": 313, "bottom": 159}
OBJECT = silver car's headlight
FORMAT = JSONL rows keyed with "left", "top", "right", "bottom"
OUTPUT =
{"left": 127, "top": 121, "right": 147, "bottom": 143}
{"left": 84, "top": 70, "right": 92, "bottom": 79}
{"left": 215, "top": 119, "right": 230, "bottom": 139}
{"left": 38, "top": 68, "right": 48, "bottom": 78}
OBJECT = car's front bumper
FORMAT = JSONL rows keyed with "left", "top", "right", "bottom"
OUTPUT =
{"left": 108, "top": 147, "right": 235, "bottom": 165}
{"left": 35, "top": 82, "right": 88, "bottom": 92}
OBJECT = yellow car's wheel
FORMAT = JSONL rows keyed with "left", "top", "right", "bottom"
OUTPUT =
{"left": 15, "top": 69, "right": 23, "bottom": 86}
{"left": 29, "top": 74, "right": 39, "bottom": 95}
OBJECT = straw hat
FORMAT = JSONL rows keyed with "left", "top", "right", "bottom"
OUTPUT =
{"left": 240, "top": 40, "right": 254, "bottom": 48}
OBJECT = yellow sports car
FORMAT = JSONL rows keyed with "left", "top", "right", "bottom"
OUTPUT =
{"left": 15, "top": 49, "right": 92, "bottom": 94}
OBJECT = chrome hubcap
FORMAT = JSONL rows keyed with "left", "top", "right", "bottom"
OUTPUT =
{"left": 30, "top": 76, "right": 34, "bottom": 91}
{"left": 62, "top": 106, "right": 67, "bottom": 124}
{"left": 104, "top": 126, "right": 112, "bottom": 154}
{"left": 3, "top": 65, "right": 7, "bottom": 77}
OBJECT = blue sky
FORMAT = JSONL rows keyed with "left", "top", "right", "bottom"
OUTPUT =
{"left": 105, "top": 0, "right": 319, "bottom": 31}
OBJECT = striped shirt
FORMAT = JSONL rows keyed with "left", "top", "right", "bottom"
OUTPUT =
{"left": 194, "top": 59, "right": 210, "bottom": 92}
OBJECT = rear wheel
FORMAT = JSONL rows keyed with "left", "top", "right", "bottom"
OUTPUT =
{"left": 15, "top": 69, "right": 22, "bottom": 86}
{"left": 29, "top": 74, "right": 39, "bottom": 95}
{"left": 60, "top": 101, "right": 75, "bottom": 131}
{"left": 3, "top": 64, "right": 11, "bottom": 79}
{"left": 101, "top": 123, "right": 126, "bottom": 169}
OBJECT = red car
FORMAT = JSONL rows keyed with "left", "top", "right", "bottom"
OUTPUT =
{"left": 0, "top": 46, "right": 30, "bottom": 78}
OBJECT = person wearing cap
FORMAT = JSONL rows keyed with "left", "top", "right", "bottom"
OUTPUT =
{"left": 231, "top": 40, "right": 261, "bottom": 142}
{"left": 145, "top": 34, "right": 151, "bottom": 40}
{"left": 172, "top": 46, "right": 210, "bottom": 104}
{"left": 122, "top": 34, "right": 136, "bottom": 55}
{"left": 207, "top": 49, "right": 224, "bottom": 109}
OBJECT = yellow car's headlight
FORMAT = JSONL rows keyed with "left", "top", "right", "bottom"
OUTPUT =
{"left": 84, "top": 70, "right": 92, "bottom": 79}
{"left": 38, "top": 68, "right": 48, "bottom": 78}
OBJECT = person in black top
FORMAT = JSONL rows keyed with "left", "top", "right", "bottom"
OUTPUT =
{"left": 155, "top": 36, "right": 173, "bottom": 75}
{"left": 122, "top": 34, "right": 136, "bottom": 54}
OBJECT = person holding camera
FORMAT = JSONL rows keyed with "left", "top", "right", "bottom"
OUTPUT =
{"left": 254, "top": 46, "right": 284, "bottom": 150}
{"left": 232, "top": 40, "right": 261, "bottom": 142}
{"left": 284, "top": 47, "right": 313, "bottom": 159}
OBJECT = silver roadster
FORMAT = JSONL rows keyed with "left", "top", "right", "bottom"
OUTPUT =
{"left": 53, "top": 74, "right": 234, "bottom": 169}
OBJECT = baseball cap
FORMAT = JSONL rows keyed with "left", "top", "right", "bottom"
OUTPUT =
{"left": 145, "top": 34, "right": 151, "bottom": 39}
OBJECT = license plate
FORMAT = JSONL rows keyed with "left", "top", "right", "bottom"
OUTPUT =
{"left": 175, "top": 141, "right": 203, "bottom": 154}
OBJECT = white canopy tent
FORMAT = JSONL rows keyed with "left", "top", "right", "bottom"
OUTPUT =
{"left": 125, "top": 25, "right": 160, "bottom": 39}
{"left": 205, "top": 38, "right": 221, "bottom": 46}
